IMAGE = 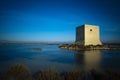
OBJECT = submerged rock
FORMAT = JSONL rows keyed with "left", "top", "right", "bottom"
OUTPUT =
{"left": 29, "top": 48, "right": 42, "bottom": 51}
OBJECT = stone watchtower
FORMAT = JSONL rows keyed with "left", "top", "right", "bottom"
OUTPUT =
{"left": 76, "top": 24, "right": 102, "bottom": 46}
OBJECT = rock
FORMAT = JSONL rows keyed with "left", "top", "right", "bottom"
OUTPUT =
{"left": 59, "top": 44, "right": 120, "bottom": 51}
{"left": 29, "top": 48, "right": 42, "bottom": 51}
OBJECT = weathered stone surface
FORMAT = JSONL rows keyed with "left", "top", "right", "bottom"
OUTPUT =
{"left": 76, "top": 24, "right": 102, "bottom": 46}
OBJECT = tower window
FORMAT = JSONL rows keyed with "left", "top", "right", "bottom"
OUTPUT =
{"left": 90, "top": 29, "right": 92, "bottom": 31}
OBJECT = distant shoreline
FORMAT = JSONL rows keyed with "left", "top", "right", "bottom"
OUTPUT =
{"left": 0, "top": 42, "right": 120, "bottom": 45}
{"left": 0, "top": 42, "right": 60, "bottom": 46}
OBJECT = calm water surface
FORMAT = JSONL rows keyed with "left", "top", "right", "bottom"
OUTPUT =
{"left": 0, "top": 45, "right": 120, "bottom": 74}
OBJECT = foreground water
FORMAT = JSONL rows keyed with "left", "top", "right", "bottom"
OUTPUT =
{"left": 0, "top": 45, "right": 120, "bottom": 74}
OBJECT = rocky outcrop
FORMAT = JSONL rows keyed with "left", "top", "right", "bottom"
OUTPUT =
{"left": 59, "top": 44, "right": 120, "bottom": 50}
{"left": 29, "top": 48, "right": 42, "bottom": 51}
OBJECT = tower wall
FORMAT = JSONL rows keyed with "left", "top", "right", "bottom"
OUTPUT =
{"left": 75, "top": 24, "right": 102, "bottom": 46}
{"left": 84, "top": 24, "right": 102, "bottom": 46}
{"left": 75, "top": 25, "right": 84, "bottom": 45}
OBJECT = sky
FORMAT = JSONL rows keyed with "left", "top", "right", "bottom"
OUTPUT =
{"left": 0, "top": 0, "right": 120, "bottom": 43}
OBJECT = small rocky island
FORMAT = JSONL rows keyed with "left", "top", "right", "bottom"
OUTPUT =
{"left": 59, "top": 44, "right": 120, "bottom": 50}
{"left": 59, "top": 24, "right": 120, "bottom": 51}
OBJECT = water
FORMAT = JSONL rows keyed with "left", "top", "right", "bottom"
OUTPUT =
{"left": 0, "top": 45, "right": 120, "bottom": 74}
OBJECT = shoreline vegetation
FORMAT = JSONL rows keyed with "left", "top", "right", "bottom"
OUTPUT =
{"left": 0, "top": 63, "right": 120, "bottom": 80}
{"left": 59, "top": 44, "right": 120, "bottom": 50}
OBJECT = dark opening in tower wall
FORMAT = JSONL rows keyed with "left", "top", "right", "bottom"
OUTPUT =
{"left": 90, "top": 29, "right": 92, "bottom": 31}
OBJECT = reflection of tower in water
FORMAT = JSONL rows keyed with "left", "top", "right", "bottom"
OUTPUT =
{"left": 84, "top": 50, "right": 101, "bottom": 70}
{"left": 75, "top": 50, "right": 101, "bottom": 71}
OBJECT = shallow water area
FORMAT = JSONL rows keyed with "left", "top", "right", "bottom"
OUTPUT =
{"left": 0, "top": 44, "right": 120, "bottom": 74}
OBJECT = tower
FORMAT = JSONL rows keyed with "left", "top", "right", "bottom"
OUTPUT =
{"left": 76, "top": 24, "right": 102, "bottom": 46}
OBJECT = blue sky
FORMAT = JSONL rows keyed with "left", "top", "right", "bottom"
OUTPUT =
{"left": 0, "top": 0, "right": 120, "bottom": 43}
